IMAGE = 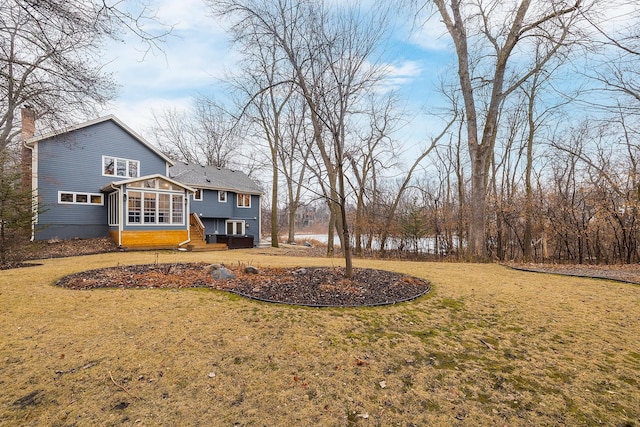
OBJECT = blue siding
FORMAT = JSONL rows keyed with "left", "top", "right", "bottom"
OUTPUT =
{"left": 192, "top": 190, "right": 260, "bottom": 244}
{"left": 34, "top": 120, "right": 169, "bottom": 240}
{"left": 243, "top": 195, "right": 260, "bottom": 242}
{"left": 191, "top": 189, "right": 233, "bottom": 217}
{"left": 36, "top": 224, "right": 109, "bottom": 241}
{"left": 201, "top": 218, "right": 226, "bottom": 235}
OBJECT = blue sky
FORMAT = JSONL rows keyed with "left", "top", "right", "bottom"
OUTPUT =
{"left": 102, "top": 0, "right": 638, "bottom": 157}
{"left": 102, "top": 0, "right": 453, "bottom": 152}
{"left": 103, "top": 0, "right": 236, "bottom": 130}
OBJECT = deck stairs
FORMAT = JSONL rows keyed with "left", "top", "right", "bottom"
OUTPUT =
{"left": 184, "top": 213, "right": 227, "bottom": 252}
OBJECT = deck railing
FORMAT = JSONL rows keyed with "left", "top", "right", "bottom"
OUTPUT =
{"left": 190, "top": 213, "right": 206, "bottom": 241}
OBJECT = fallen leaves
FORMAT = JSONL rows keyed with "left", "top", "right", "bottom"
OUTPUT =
{"left": 56, "top": 263, "right": 431, "bottom": 307}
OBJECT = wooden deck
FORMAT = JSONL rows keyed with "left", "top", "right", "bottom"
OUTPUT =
{"left": 184, "top": 214, "right": 227, "bottom": 251}
{"left": 182, "top": 241, "right": 227, "bottom": 252}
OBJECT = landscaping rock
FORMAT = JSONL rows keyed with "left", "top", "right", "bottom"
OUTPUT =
{"left": 55, "top": 263, "right": 432, "bottom": 307}
{"left": 210, "top": 266, "right": 235, "bottom": 280}
{"left": 245, "top": 266, "right": 259, "bottom": 274}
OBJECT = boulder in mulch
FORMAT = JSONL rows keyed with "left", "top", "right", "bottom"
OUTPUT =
{"left": 210, "top": 266, "right": 235, "bottom": 280}
{"left": 245, "top": 266, "right": 259, "bottom": 274}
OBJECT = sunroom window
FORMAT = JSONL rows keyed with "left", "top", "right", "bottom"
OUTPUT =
{"left": 126, "top": 190, "right": 184, "bottom": 225}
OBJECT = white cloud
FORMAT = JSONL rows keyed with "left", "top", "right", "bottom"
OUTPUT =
{"left": 377, "top": 60, "right": 425, "bottom": 93}
{"left": 387, "top": 60, "right": 423, "bottom": 78}
{"left": 105, "top": 96, "right": 194, "bottom": 140}
{"left": 154, "top": 0, "right": 219, "bottom": 31}
{"left": 102, "top": 0, "right": 451, "bottom": 139}
{"left": 406, "top": 16, "right": 450, "bottom": 52}
{"left": 101, "top": 0, "right": 240, "bottom": 131}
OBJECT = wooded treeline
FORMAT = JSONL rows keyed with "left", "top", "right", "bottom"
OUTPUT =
{"left": 342, "top": 116, "right": 640, "bottom": 264}
{"left": 4, "top": 0, "right": 640, "bottom": 266}
{"left": 190, "top": 0, "right": 640, "bottom": 264}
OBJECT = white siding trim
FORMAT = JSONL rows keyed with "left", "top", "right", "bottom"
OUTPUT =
{"left": 257, "top": 194, "right": 262, "bottom": 242}
{"left": 30, "top": 142, "right": 38, "bottom": 240}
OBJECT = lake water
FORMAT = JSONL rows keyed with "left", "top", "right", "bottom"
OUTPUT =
{"left": 285, "top": 234, "right": 461, "bottom": 255}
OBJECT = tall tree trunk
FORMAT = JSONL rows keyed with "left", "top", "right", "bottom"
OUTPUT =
{"left": 327, "top": 207, "right": 336, "bottom": 257}
{"left": 433, "top": 0, "right": 583, "bottom": 260}
{"left": 523, "top": 117, "right": 535, "bottom": 261}
{"left": 287, "top": 195, "right": 297, "bottom": 244}
{"left": 337, "top": 162, "right": 353, "bottom": 277}
{"left": 468, "top": 148, "right": 489, "bottom": 259}
{"left": 270, "top": 160, "right": 279, "bottom": 248}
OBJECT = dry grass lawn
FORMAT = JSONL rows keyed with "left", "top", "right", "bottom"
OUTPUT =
{"left": 1, "top": 250, "right": 639, "bottom": 426}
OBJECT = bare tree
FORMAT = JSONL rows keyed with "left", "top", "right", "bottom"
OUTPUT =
{"left": 231, "top": 29, "right": 305, "bottom": 248}
{"left": 151, "top": 97, "right": 243, "bottom": 168}
{"left": 581, "top": 2, "right": 640, "bottom": 113}
{"left": 432, "top": 132, "right": 468, "bottom": 258}
{"left": 376, "top": 115, "right": 456, "bottom": 254}
{"left": 279, "top": 99, "right": 313, "bottom": 244}
{"left": 212, "top": 0, "right": 395, "bottom": 277}
{"left": 0, "top": 0, "right": 168, "bottom": 264}
{"left": 417, "top": 0, "right": 590, "bottom": 260}
{"left": 346, "top": 94, "right": 401, "bottom": 256}
{"left": 1, "top": 0, "right": 169, "bottom": 152}
{"left": 550, "top": 116, "right": 640, "bottom": 264}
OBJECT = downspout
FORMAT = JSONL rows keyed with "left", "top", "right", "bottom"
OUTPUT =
{"left": 108, "top": 183, "right": 123, "bottom": 246}
{"left": 258, "top": 193, "right": 262, "bottom": 246}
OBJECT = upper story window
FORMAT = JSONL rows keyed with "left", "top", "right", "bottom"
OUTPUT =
{"left": 103, "top": 155, "right": 139, "bottom": 178}
{"left": 237, "top": 193, "right": 251, "bottom": 208}
{"left": 193, "top": 188, "right": 203, "bottom": 201}
{"left": 218, "top": 190, "right": 227, "bottom": 203}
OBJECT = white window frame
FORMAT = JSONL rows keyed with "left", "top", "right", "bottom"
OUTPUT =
{"left": 108, "top": 192, "right": 119, "bottom": 225}
{"left": 58, "top": 191, "right": 104, "bottom": 205}
{"left": 193, "top": 188, "right": 203, "bottom": 201}
{"left": 226, "top": 220, "right": 245, "bottom": 235}
{"left": 218, "top": 190, "right": 227, "bottom": 203}
{"left": 237, "top": 193, "right": 251, "bottom": 208}
{"left": 126, "top": 190, "right": 185, "bottom": 226}
{"left": 102, "top": 155, "right": 140, "bottom": 178}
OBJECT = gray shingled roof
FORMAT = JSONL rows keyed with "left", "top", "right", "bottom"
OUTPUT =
{"left": 169, "top": 162, "right": 263, "bottom": 195}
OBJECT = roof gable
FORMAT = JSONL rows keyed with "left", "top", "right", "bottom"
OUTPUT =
{"left": 25, "top": 115, "right": 174, "bottom": 166}
{"left": 101, "top": 174, "right": 195, "bottom": 193}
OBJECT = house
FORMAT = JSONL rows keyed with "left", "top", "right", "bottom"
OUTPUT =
{"left": 21, "top": 110, "right": 262, "bottom": 249}
{"left": 169, "top": 162, "right": 262, "bottom": 247}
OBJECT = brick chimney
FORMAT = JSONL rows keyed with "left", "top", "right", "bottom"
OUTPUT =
{"left": 21, "top": 107, "right": 36, "bottom": 191}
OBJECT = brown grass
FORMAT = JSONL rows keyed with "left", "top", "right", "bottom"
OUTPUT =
{"left": 1, "top": 250, "right": 639, "bottom": 426}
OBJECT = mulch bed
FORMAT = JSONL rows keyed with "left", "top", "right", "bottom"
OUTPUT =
{"left": 505, "top": 263, "right": 640, "bottom": 285}
{"left": 56, "top": 263, "right": 431, "bottom": 307}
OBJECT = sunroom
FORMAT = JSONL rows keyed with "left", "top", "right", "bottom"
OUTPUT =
{"left": 101, "top": 174, "right": 196, "bottom": 249}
